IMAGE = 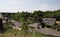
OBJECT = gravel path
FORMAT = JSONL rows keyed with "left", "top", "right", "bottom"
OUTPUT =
{"left": 35, "top": 28, "right": 60, "bottom": 37}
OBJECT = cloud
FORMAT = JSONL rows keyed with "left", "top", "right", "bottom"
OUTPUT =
{"left": 40, "top": 4, "right": 48, "bottom": 7}
{"left": 39, "top": 4, "right": 49, "bottom": 11}
{"left": 0, "top": 0, "right": 18, "bottom": 12}
{"left": 0, "top": 0, "right": 60, "bottom": 12}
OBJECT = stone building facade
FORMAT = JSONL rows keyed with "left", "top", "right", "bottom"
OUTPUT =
{"left": 42, "top": 18, "right": 56, "bottom": 26}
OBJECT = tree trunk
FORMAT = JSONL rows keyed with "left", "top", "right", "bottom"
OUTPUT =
{"left": 0, "top": 18, "right": 3, "bottom": 32}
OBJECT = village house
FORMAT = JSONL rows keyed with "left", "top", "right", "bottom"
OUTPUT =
{"left": 36, "top": 18, "right": 56, "bottom": 29}
{"left": 42, "top": 18, "right": 56, "bottom": 26}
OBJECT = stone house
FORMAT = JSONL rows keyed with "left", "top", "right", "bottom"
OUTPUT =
{"left": 42, "top": 18, "right": 56, "bottom": 26}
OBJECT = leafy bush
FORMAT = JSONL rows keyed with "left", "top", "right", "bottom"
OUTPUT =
{"left": 51, "top": 25, "right": 56, "bottom": 29}
{"left": 55, "top": 24, "right": 60, "bottom": 31}
{"left": 51, "top": 24, "right": 60, "bottom": 31}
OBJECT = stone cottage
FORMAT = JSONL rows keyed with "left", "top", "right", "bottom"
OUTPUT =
{"left": 42, "top": 18, "right": 56, "bottom": 26}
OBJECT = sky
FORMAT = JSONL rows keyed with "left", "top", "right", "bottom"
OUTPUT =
{"left": 0, "top": 0, "right": 60, "bottom": 12}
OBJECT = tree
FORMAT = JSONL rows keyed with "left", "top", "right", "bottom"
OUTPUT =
{"left": 33, "top": 10, "right": 43, "bottom": 22}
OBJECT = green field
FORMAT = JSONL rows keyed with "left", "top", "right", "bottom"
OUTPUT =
{"left": 0, "top": 29, "right": 51, "bottom": 37}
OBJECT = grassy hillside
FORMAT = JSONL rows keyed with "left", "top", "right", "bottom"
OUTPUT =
{"left": 0, "top": 29, "right": 51, "bottom": 37}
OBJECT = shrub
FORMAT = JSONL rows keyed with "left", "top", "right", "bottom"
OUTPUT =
{"left": 51, "top": 25, "right": 56, "bottom": 29}
{"left": 55, "top": 24, "right": 60, "bottom": 31}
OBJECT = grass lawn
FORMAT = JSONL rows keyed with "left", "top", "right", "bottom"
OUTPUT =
{"left": 0, "top": 29, "right": 51, "bottom": 37}
{"left": 56, "top": 21, "right": 60, "bottom": 24}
